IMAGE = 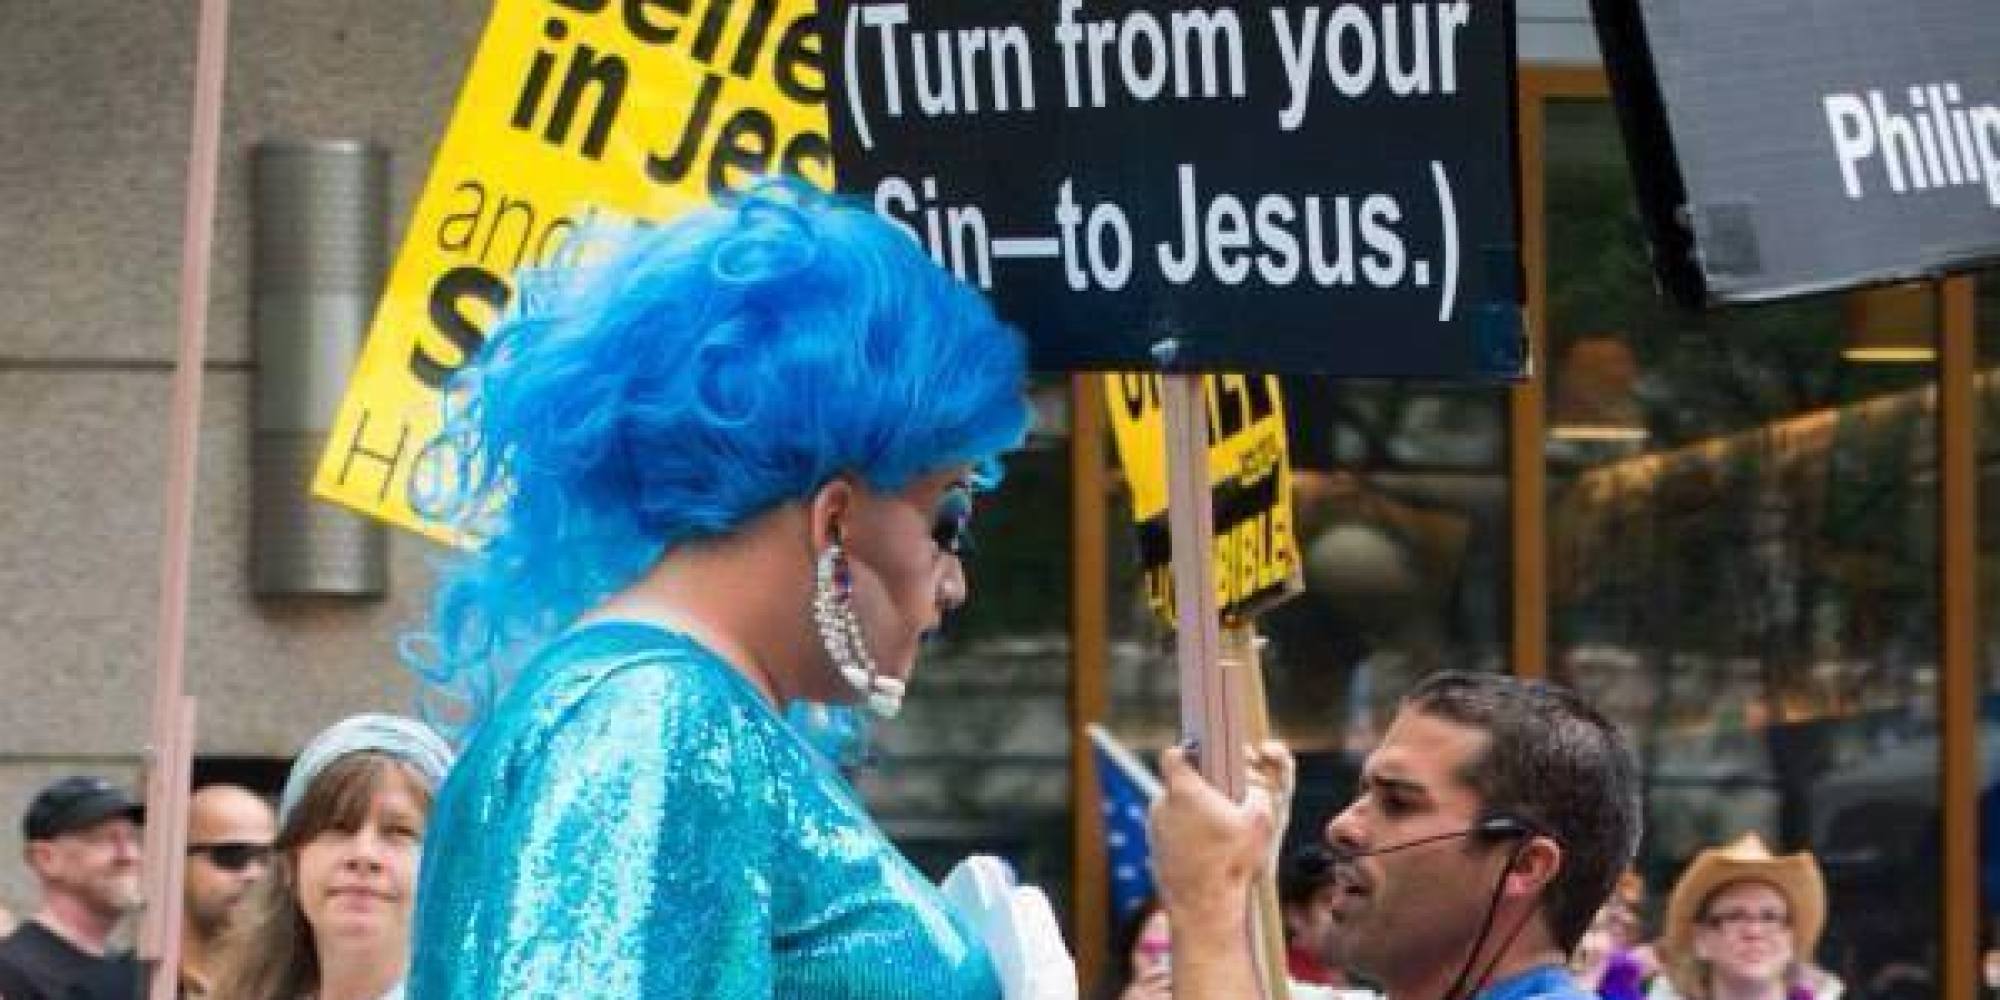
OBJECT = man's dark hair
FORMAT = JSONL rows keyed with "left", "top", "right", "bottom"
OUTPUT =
{"left": 1279, "top": 843, "right": 1339, "bottom": 909}
{"left": 1402, "top": 670, "right": 1642, "bottom": 953}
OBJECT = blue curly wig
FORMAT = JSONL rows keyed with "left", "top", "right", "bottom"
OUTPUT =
{"left": 407, "top": 184, "right": 1031, "bottom": 731}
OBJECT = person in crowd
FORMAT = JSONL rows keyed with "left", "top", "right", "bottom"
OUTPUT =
{"left": 1094, "top": 899, "right": 1171, "bottom": 1000}
{"left": 1572, "top": 874, "right": 1653, "bottom": 1000}
{"left": 1151, "top": 671, "right": 1643, "bottom": 1000}
{"left": 0, "top": 777, "right": 143, "bottom": 1000}
{"left": 176, "top": 785, "right": 276, "bottom": 998}
{"left": 1280, "top": 843, "right": 1358, "bottom": 989}
{"left": 1648, "top": 833, "right": 1843, "bottom": 1000}
{"left": 404, "top": 184, "right": 1038, "bottom": 997}
{"left": 211, "top": 714, "right": 452, "bottom": 1000}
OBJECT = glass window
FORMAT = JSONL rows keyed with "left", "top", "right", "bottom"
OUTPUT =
{"left": 1271, "top": 380, "right": 1510, "bottom": 741}
{"left": 1542, "top": 96, "right": 1942, "bottom": 995}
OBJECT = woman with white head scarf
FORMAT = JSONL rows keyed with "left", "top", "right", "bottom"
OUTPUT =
{"left": 213, "top": 715, "right": 453, "bottom": 1000}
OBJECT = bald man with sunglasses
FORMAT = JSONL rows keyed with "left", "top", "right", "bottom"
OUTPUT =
{"left": 178, "top": 785, "right": 275, "bottom": 998}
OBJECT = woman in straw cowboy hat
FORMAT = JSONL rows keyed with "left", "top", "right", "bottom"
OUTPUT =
{"left": 1647, "top": 833, "right": 1844, "bottom": 1000}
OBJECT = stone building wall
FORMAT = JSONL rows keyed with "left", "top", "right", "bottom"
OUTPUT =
{"left": 0, "top": 0, "right": 487, "bottom": 917}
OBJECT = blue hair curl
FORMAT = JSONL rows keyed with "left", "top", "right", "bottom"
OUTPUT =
{"left": 406, "top": 184, "right": 1031, "bottom": 732}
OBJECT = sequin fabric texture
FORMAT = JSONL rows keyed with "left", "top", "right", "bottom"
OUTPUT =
{"left": 408, "top": 621, "right": 1002, "bottom": 999}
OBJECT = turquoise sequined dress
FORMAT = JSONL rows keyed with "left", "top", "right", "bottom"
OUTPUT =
{"left": 408, "top": 621, "right": 1002, "bottom": 999}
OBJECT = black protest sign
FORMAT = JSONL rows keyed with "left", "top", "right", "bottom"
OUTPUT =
{"left": 1592, "top": 0, "right": 2000, "bottom": 306}
{"left": 824, "top": 1, "right": 1526, "bottom": 378}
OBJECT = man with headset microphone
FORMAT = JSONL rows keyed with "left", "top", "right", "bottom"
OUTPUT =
{"left": 1150, "top": 670, "right": 1642, "bottom": 1000}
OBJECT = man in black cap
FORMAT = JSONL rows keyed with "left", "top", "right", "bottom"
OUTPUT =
{"left": 0, "top": 776, "right": 144, "bottom": 1000}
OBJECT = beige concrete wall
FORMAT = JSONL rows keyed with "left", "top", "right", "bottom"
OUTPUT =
{"left": 0, "top": 0, "right": 486, "bottom": 918}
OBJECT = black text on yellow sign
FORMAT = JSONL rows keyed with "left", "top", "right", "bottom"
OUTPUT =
{"left": 314, "top": 0, "right": 829, "bottom": 543}
{"left": 1105, "top": 372, "right": 1302, "bottom": 627}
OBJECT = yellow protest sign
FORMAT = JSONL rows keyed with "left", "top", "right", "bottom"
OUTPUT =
{"left": 313, "top": 0, "right": 829, "bottom": 543}
{"left": 1104, "top": 373, "right": 1301, "bottom": 627}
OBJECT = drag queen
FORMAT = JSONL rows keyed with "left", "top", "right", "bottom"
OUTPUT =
{"left": 405, "top": 186, "right": 1033, "bottom": 998}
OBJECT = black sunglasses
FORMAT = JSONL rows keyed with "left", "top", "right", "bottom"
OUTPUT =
{"left": 187, "top": 841, "right": 272, "bottom": 872}
{"left": 931, "top": 484, "right": 975, "bottom": 556}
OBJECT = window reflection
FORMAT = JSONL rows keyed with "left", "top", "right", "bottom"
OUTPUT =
{"left": 1270, "top": 381, "right": 1509, "bottom": 748}
{"left": 1544, "top": 98, "right": 1942, "bottom": 997}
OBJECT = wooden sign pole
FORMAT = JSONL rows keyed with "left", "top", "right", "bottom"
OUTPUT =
{"left": 1160, "top": 372, "right": 1269, "bottom": 997}
{"left": 1225, "top": 624, "right": 1293, "bottom": 1000}
{"left": 140, "top": 3, "right": 230, "bottom": 998}
{"left": 1160, "top": 373, "right": 1243, "bottom": 795}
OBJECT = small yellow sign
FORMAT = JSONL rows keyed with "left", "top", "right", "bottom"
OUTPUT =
{"left": 313, "top": 0, "right": 829, "bottom": 543}
{"left": 1103, "top": 373, "right": 1302, "bottom": 626}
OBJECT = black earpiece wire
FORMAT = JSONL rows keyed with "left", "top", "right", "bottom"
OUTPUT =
{"left": 1438, "top": 822, "right": 1534, "bottom": 1000}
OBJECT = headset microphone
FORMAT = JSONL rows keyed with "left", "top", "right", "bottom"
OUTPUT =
{"left": 1324, "top": 815, "right": 1537, "bottom": 1000}
{"left": 1319, "top": 814, "right": 1545, "bottom": 1000}
{"left": 1328, "top": 815, "right": 1530, "bottom": 863}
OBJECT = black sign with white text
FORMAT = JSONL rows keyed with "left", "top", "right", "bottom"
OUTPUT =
{"left": 825, "top": 0, "right": 1525, "bottom": 377}
{"left": 1592, "top": 0, "right": 2000, "bottom": 306}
